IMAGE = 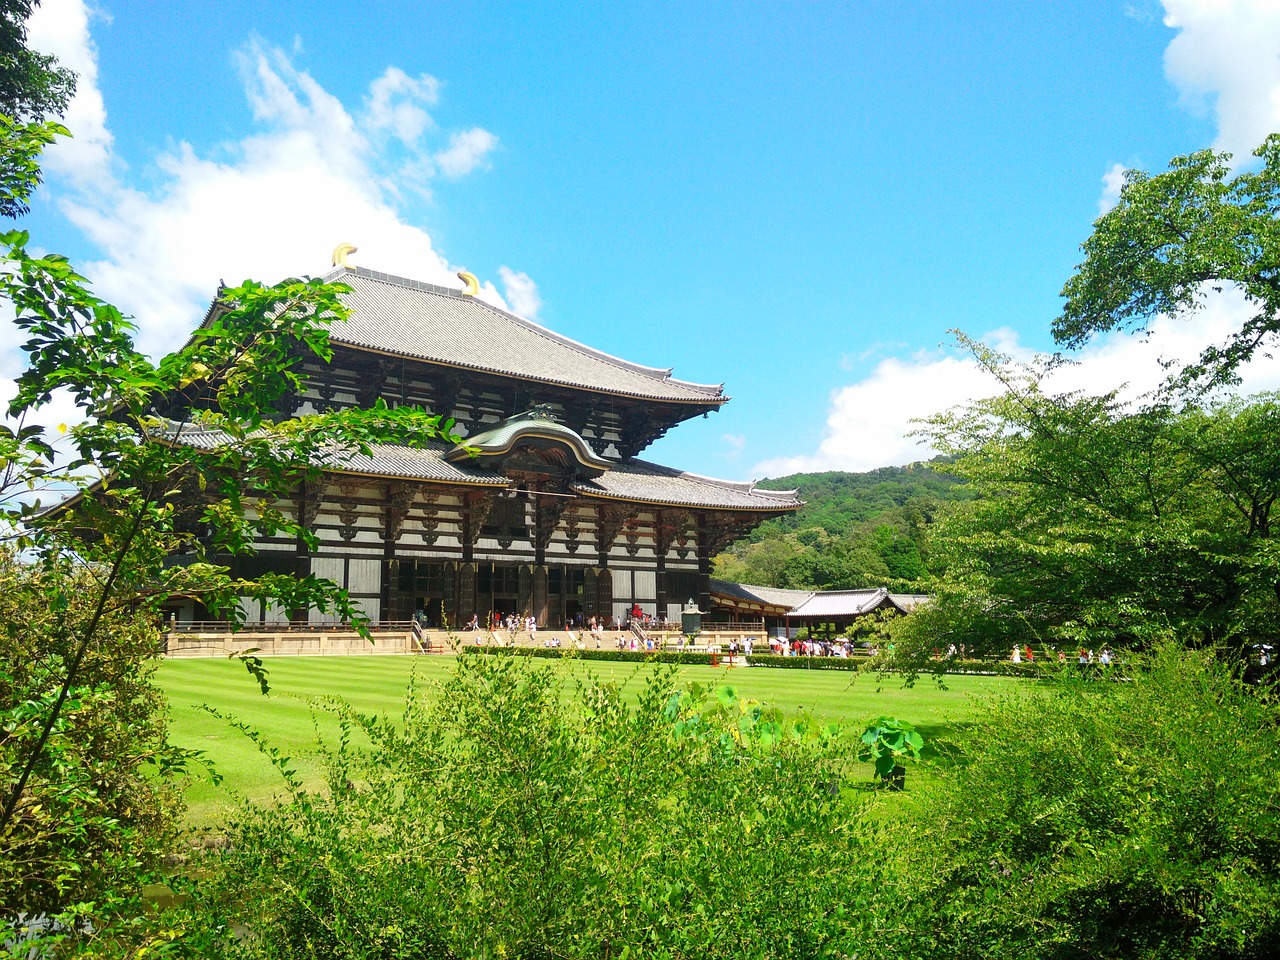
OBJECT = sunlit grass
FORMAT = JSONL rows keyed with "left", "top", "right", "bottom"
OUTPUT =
{"left": 157, "top": 654, "right": 1023, "bottom": 827}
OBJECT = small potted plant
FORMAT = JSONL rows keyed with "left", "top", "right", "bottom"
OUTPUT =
{"left": 857, "top": 716, "right": 924, "bottom": 790}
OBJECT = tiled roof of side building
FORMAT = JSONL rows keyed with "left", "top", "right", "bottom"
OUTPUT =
{"left": 572, "top": 459, "right": 803, "bottom": 512}
{"left": 708, "top": 579, "right": 815, "bottom": 609}
{"left": 312, "top": 267, "right": 729, "bottom": 405}
{"left": 888, "top": 593, "right": 931, "bottom": 613}
{"left": 786, "top": 589, "right": 891, "bottom": 618}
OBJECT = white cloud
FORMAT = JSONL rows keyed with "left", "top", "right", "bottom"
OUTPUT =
{"left": 497, "top": 265, "right": 542, "bottom": 319}
{"left": 363, "top": 66, "right": 439, "bottom": 144}
{"left": 1162, "top": 0, "right": 1280, "bottom": 164}
{"left": 435, "top": 128, "right": 498, "bottom": 178}
{"left": 11, "top": 4, "right": 511, "bottom": 365}
{"left": 752, "top": 289, "right": 1280, "bottom": 477}
{"left": 1098, "top": 162, "right": 1127, "bottom": 214}
{"left": 723, "top": 433, "right": 746, "bottom": 459}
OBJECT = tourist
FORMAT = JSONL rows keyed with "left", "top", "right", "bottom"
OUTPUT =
{"left": 1011, "top": 645, "right": 1022, "bottom": 663}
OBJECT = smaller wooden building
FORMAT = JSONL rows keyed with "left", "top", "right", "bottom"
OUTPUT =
{"left": 709, "top": 579, "right": 929, "bottom": 636}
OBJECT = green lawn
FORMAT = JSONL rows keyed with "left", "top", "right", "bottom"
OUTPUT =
{"left": 158, "top": 654, "right": 1023, "bottom": 827}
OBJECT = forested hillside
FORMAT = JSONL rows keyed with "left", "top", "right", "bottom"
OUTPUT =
{"left": 712, "top": 461, "right": 972, "bottom": 592}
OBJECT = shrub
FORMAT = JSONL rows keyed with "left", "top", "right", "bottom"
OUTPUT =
{"left": 202, "top": 653, "right": 880, "bottom": 958}
{"left": 0, "top": 554, "right": 188, "bottom": 918}
{"left": 873, "top": 643, "right": 1280, "bottom": 960}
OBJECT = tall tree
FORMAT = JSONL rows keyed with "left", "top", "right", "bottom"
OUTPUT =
{"left": 0, "top": 119, "right": 455, "bottom": 849}
{"left": 0, "top": 0, "right": 75, "bottom": 122}
{"left": 905, "top": 337, "right": 1280, "bottom": 657}
{"left": 1055, "top": 135, "right": 1280, "bottom": 389}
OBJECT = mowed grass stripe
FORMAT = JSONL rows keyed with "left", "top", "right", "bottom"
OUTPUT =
{"left": 157, "top": 655, "right": 1018, "bottom": 827}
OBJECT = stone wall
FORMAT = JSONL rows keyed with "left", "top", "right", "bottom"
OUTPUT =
{"left": 162, "top": 629, "right": 446, "bottom": 658}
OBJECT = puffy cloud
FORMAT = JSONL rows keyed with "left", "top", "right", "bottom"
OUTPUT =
{"left": 1162, "top": 0, "right": 1280, "bottom": 164}
{"left": 12, "top": 3, "right": 510, "bottom": 364}
{"left": 26, "top": 0, "right": 113, "bottom": 188}
{"left": 497, "top": 265, "right": 542, "bottom": 319}
{"left": 752, "top": 290, "right": 1280, "bottom": 477}
{"left": 1098, "top": 162, "right": 1127, "bottom": 214}
{"left": 363, "top": 66, "right": 439, "bottom": 144}
{"left": 434, "top": 128, "right": 498, "bottom": 178}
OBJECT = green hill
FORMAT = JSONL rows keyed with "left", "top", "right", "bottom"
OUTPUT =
{"left": 714, "top": 461, "right": 973, "bottom": 592}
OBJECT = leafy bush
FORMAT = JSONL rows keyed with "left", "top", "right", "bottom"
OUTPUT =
{"left": 0, "top": 553, "right": 188, "bottom": 917}
{"left": 872, "top": 643, "right": 1280, "bottom": 959}
{"left": 201, "top": 653, "right": 880, "bottom": 958}
{"left": 856, "top": 716, "right": 924, "bottom": 787}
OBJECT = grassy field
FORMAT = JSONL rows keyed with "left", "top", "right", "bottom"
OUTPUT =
{"left": 158, "top": 654, "right": 1024, "bottom": 827}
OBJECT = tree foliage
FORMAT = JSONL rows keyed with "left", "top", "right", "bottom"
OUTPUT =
{"left": 1056, "top": 134, "right": 1280, "bottom": 388}
{"left": 0, "top": 1, "right": 74, "bottom": 124}
{"left": 899, "top": 336, "right": 1280, "bottom": 658}
{"left": 0, "top": 117, "right": 456, "bottom": 914}
{"left": 714, "top": 464, "right": 968, "bottom": 591}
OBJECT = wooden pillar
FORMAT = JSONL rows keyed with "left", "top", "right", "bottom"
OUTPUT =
{"left": 535, "top": 496, "right": 547, "bottom": 567}
{"left": 292, "top": 480, "right": 323, "bottom": 624}
{"left": 696, "top": 512, "right": 712, "bottom": 617}
{"left": 382, "top": 483, "right": 416, "bottom": 625}
{"left": 458, "top": 562, "right": 476, "bottom": 625}
{"left": 597, "top": 567, "right": 614, "bottom": 626}
{"left": 534, "top": 565, "right": 548, "bottom": 625}
{"left": 655, "top": 510, "right": 668, "bottom": 621}
{"left": 518, "top": 565, "right": 532, "bottom": 617}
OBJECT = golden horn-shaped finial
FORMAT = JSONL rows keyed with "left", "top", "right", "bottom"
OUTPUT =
{"left": 457, "top": 270, "right": 479, "bottom": 296}
{"left": 331, "top": 243, "right": 358, "bottom": 268}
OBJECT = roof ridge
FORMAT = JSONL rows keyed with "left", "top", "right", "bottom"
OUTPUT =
{"left": 334, "top": 265, "right": 725, "bottom": 398}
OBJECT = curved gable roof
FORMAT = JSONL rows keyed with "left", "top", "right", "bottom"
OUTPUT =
{"left": 445, "top": 410, "right": 613, "bottom": 477}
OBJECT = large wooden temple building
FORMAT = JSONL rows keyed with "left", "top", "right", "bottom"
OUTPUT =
{"left": 172, "top": 262, "right": 802, "bottom": 630}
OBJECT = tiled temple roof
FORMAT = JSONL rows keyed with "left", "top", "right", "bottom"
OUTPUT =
{"left": 308, "top": 267, "right": 728, "bottom": 405}
{"left": 163, "top": 424, "right": 801, "bottom": 512}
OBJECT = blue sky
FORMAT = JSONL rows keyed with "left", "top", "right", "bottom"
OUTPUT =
{"left": 16, "top": 0, "right": 1280, "bottom": 478}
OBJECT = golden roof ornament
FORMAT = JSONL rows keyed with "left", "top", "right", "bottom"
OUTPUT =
{"left": 331, "top": 243, "right": 358, "bottom": 268}
{"left": 457, "top": 270, "right": 479, "bottom": 296}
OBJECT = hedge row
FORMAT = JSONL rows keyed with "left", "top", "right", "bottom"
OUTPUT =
{"left": 459, "top": 646, "right": 720, "bottom": 666}
{"left": 926, "top": 659, "right": 1090, "bottom": 679}
{"left": 458, "top": 646, "right": 1052, "bottom": 679}
{"left": 743, "top": 655, "right": 861, "bottom": 671}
